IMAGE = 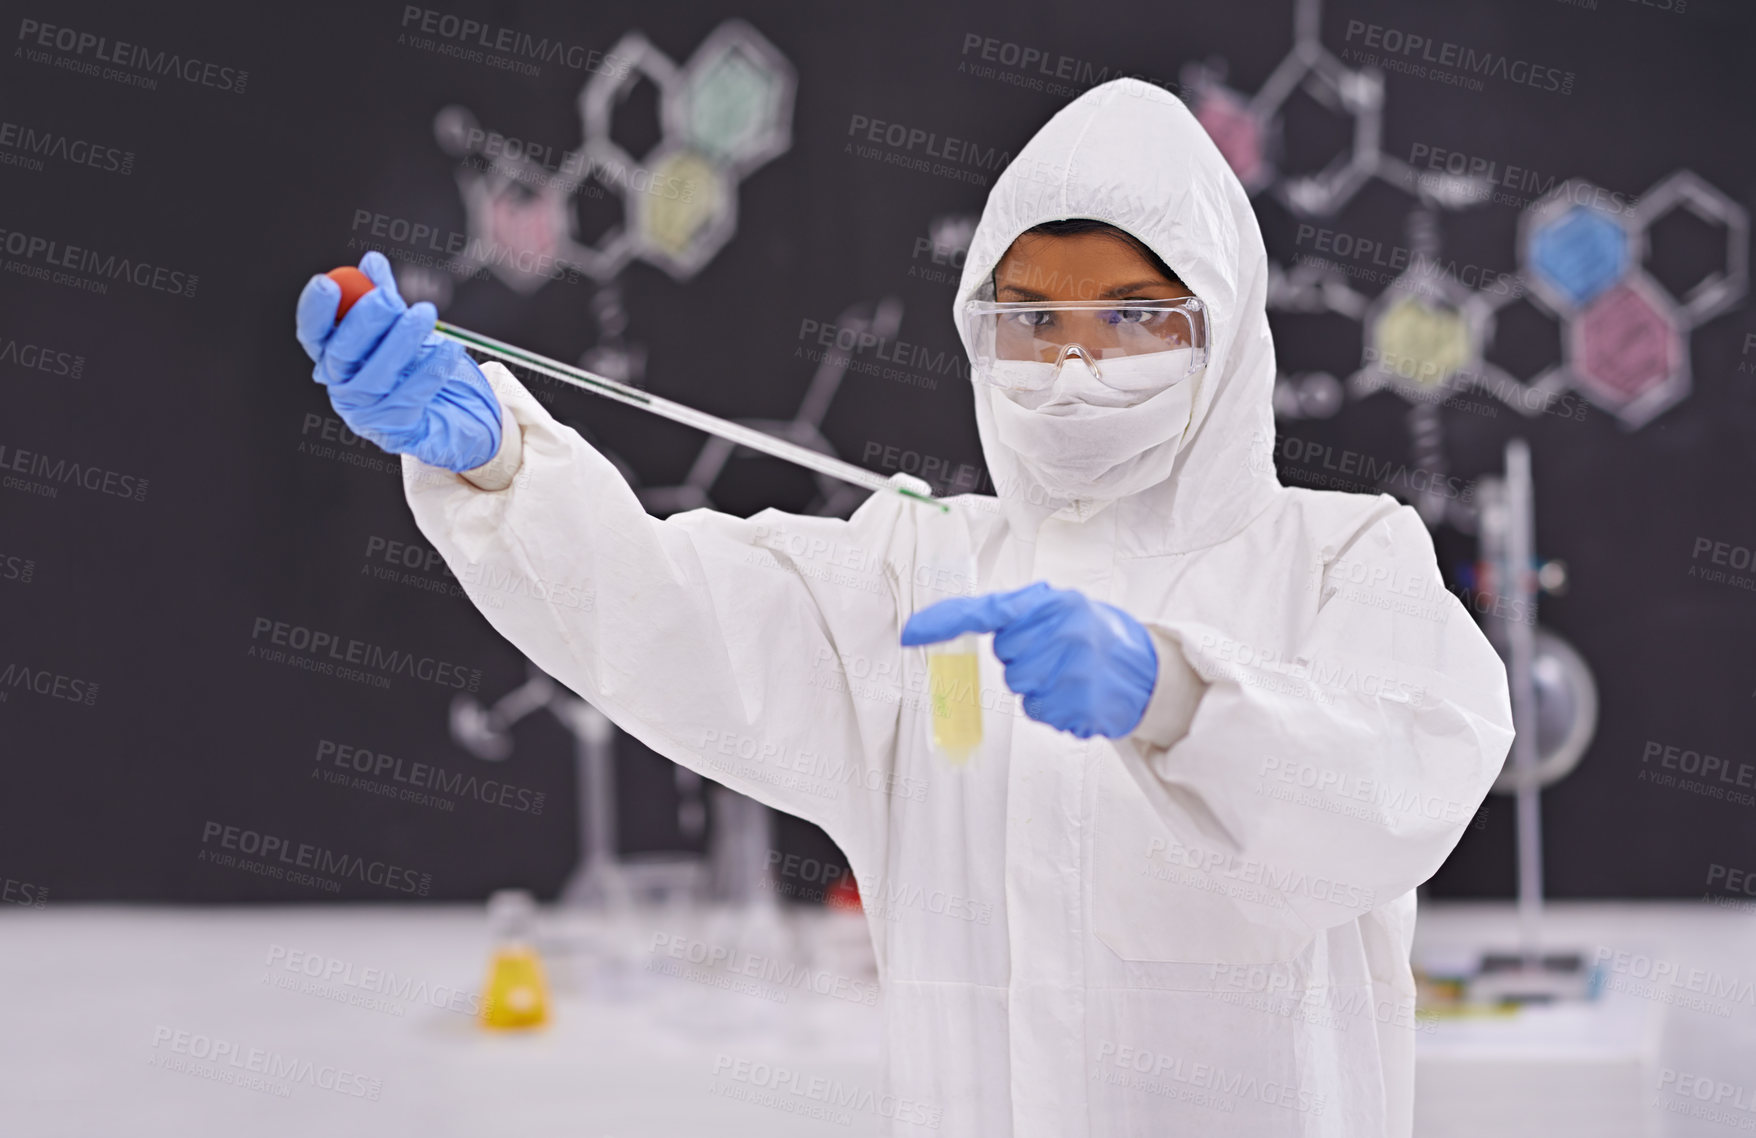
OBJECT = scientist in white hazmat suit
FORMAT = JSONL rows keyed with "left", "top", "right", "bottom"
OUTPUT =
{"left": 295, "top": 77, "right": 1515, "bottom": 1137}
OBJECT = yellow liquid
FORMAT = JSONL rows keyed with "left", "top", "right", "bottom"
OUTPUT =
{"left": 929, "top": 651, "right": 982, "bottom": 763}
{"left": 481, "top": 945, "right": 550, "bottom": 1030}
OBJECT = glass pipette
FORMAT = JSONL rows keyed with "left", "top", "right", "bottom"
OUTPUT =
{"left": 324, "top": 266, "right": 946, "bottom": 512}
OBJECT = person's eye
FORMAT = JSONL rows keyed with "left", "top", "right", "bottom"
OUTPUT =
{"left": 1007, "top": 311, "right": 1054, "bottom": 330}
{"left": 1103, "top": 308, "right": 1161, "bottom": 327}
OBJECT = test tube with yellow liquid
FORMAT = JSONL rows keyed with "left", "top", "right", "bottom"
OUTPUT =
{"left": 480, "top": 890, "right": 550, "bottom": 1031}
{"left": 928, "top": 633, "right": 983, "bottom": 763}
{"left": 916, "top": 495, "right": 983, "bottom": 765}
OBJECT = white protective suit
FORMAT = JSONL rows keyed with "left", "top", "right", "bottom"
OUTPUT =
{"left": 404, "top": 78, "right": 1514, "bottom": 1138}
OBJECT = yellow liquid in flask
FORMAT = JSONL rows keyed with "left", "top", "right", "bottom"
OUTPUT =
{"left": 929, "top": 649, "right": 982, "bottom": 763}
{"left": 481, "top": 945, "right": 550, "bottom": 1030}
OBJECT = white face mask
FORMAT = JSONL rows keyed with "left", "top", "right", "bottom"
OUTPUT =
{"left": 984, "top": 350, "right": 1203, "bottom": 502}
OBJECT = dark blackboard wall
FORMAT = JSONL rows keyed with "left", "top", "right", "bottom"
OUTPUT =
{"left": 3, "top": 0, "right": 1752, "bottom": 904}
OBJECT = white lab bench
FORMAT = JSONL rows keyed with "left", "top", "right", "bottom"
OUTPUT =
{"left": 4, "top": 902, "right": 1751, "bottom": 1137}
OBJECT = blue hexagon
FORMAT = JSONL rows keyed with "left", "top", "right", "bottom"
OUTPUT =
{"left": 1528, "top": 206, "right": 1630, "bottom": 308}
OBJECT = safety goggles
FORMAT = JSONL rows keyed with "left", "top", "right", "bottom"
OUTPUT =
{"left": 963, "top": 295, "right": 1208, "bottom": 393}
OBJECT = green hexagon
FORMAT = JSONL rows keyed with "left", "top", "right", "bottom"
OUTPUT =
{"left": 685, "top": 48, "right": 781, "bottom": 163}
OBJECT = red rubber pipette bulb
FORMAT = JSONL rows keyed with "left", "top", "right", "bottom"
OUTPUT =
{"left": 326, "top": 266, "right": 376, "bottom": 321}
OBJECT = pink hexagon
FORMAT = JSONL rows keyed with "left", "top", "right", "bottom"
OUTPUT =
{"left": 1569, "top": 283, "right": 1680, "bottom": 403}
{"left": 1193, "top": 88, "right": 1266, "bottom": 191}
{"left": 488, "top": 181, "right": 565, "bottom": 268}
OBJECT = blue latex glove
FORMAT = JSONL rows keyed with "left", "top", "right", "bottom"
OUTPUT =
{"left": 294, "top": 251, "right": 502, "bottom": 472}
{"left": 901, "top": 582, "right": 1158, "bottom": 739}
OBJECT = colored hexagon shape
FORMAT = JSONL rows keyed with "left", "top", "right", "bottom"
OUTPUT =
{"left": 1568, "top": 280, "right": 1682, "bottom": 409}
{"left": 1372, "top": 294, "right": 1472, "bottom": 390}
{"left": 632, "top": 148, "right": 732, "bottom": 277}
{"left": 461, "top": 173, "right": 573, "bottom": 295}
{"left": 679, "top": 20, "right": 793, "bottom": 175}
{"left": 1192, "top": 84, "right": 1268, "bottom": 192}
{"left": 1528, "top": 205, "right": 1630, "bottom": 310}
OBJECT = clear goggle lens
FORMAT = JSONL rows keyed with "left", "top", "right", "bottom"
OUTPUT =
{"left": 964, "top": 296, "right": 1208, "bottom": 392}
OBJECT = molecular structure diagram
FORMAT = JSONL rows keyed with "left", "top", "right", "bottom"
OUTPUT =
{"left": 436, "top": 19, "right": 795, "bottom": 290}
{"left": 415, "top": 19, "right": 908, "bottom": 519}
{"left": 1182, "top": 0, "right": 1748, "bottom": 435}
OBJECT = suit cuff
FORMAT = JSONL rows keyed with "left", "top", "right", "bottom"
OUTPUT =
{"left": 1129, "top": 623, "right": 1206, "bottom": 750}
{"left": 458, "top": 363, "right": 527, "bottom": 491}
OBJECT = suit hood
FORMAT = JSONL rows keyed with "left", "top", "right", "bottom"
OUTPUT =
{"left": 953, "top": 78, "right": 1280, "bottom": 555}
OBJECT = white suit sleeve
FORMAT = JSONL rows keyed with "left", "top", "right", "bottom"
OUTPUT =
{"left": 1117, "top": 500, "right": 1514, "bottom": 934}
{"left": 402, "top": 363, "right": 911, "bottom": 865}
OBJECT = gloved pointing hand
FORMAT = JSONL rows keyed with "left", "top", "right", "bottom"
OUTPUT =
{"left": 294, "top": 251, "right": 502, "bottom": 473}
{"left": 901, "top": 582, "right": 1158, "bottom": 739}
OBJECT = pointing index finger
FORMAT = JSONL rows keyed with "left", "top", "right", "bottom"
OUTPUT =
{"left": 900, "top": 583, "right": 1052, "bottom": 646}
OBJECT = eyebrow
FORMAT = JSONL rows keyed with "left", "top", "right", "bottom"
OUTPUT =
{"left": 996, "top": 280, "right": 1183, "bottom": 300}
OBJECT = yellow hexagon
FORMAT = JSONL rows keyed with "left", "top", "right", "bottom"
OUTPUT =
{"left": 1373, "top": 295, "right": 1471, "bottom": 388}
{"left": 637, "top": 149, "right": 727, "bottom": 261}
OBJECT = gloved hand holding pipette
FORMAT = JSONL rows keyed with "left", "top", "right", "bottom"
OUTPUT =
{"left": 295, "top": 251, "right": 502, "bottom": 473}
{"left": 295, "top": 251, "right": 944, "bottom": 510}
